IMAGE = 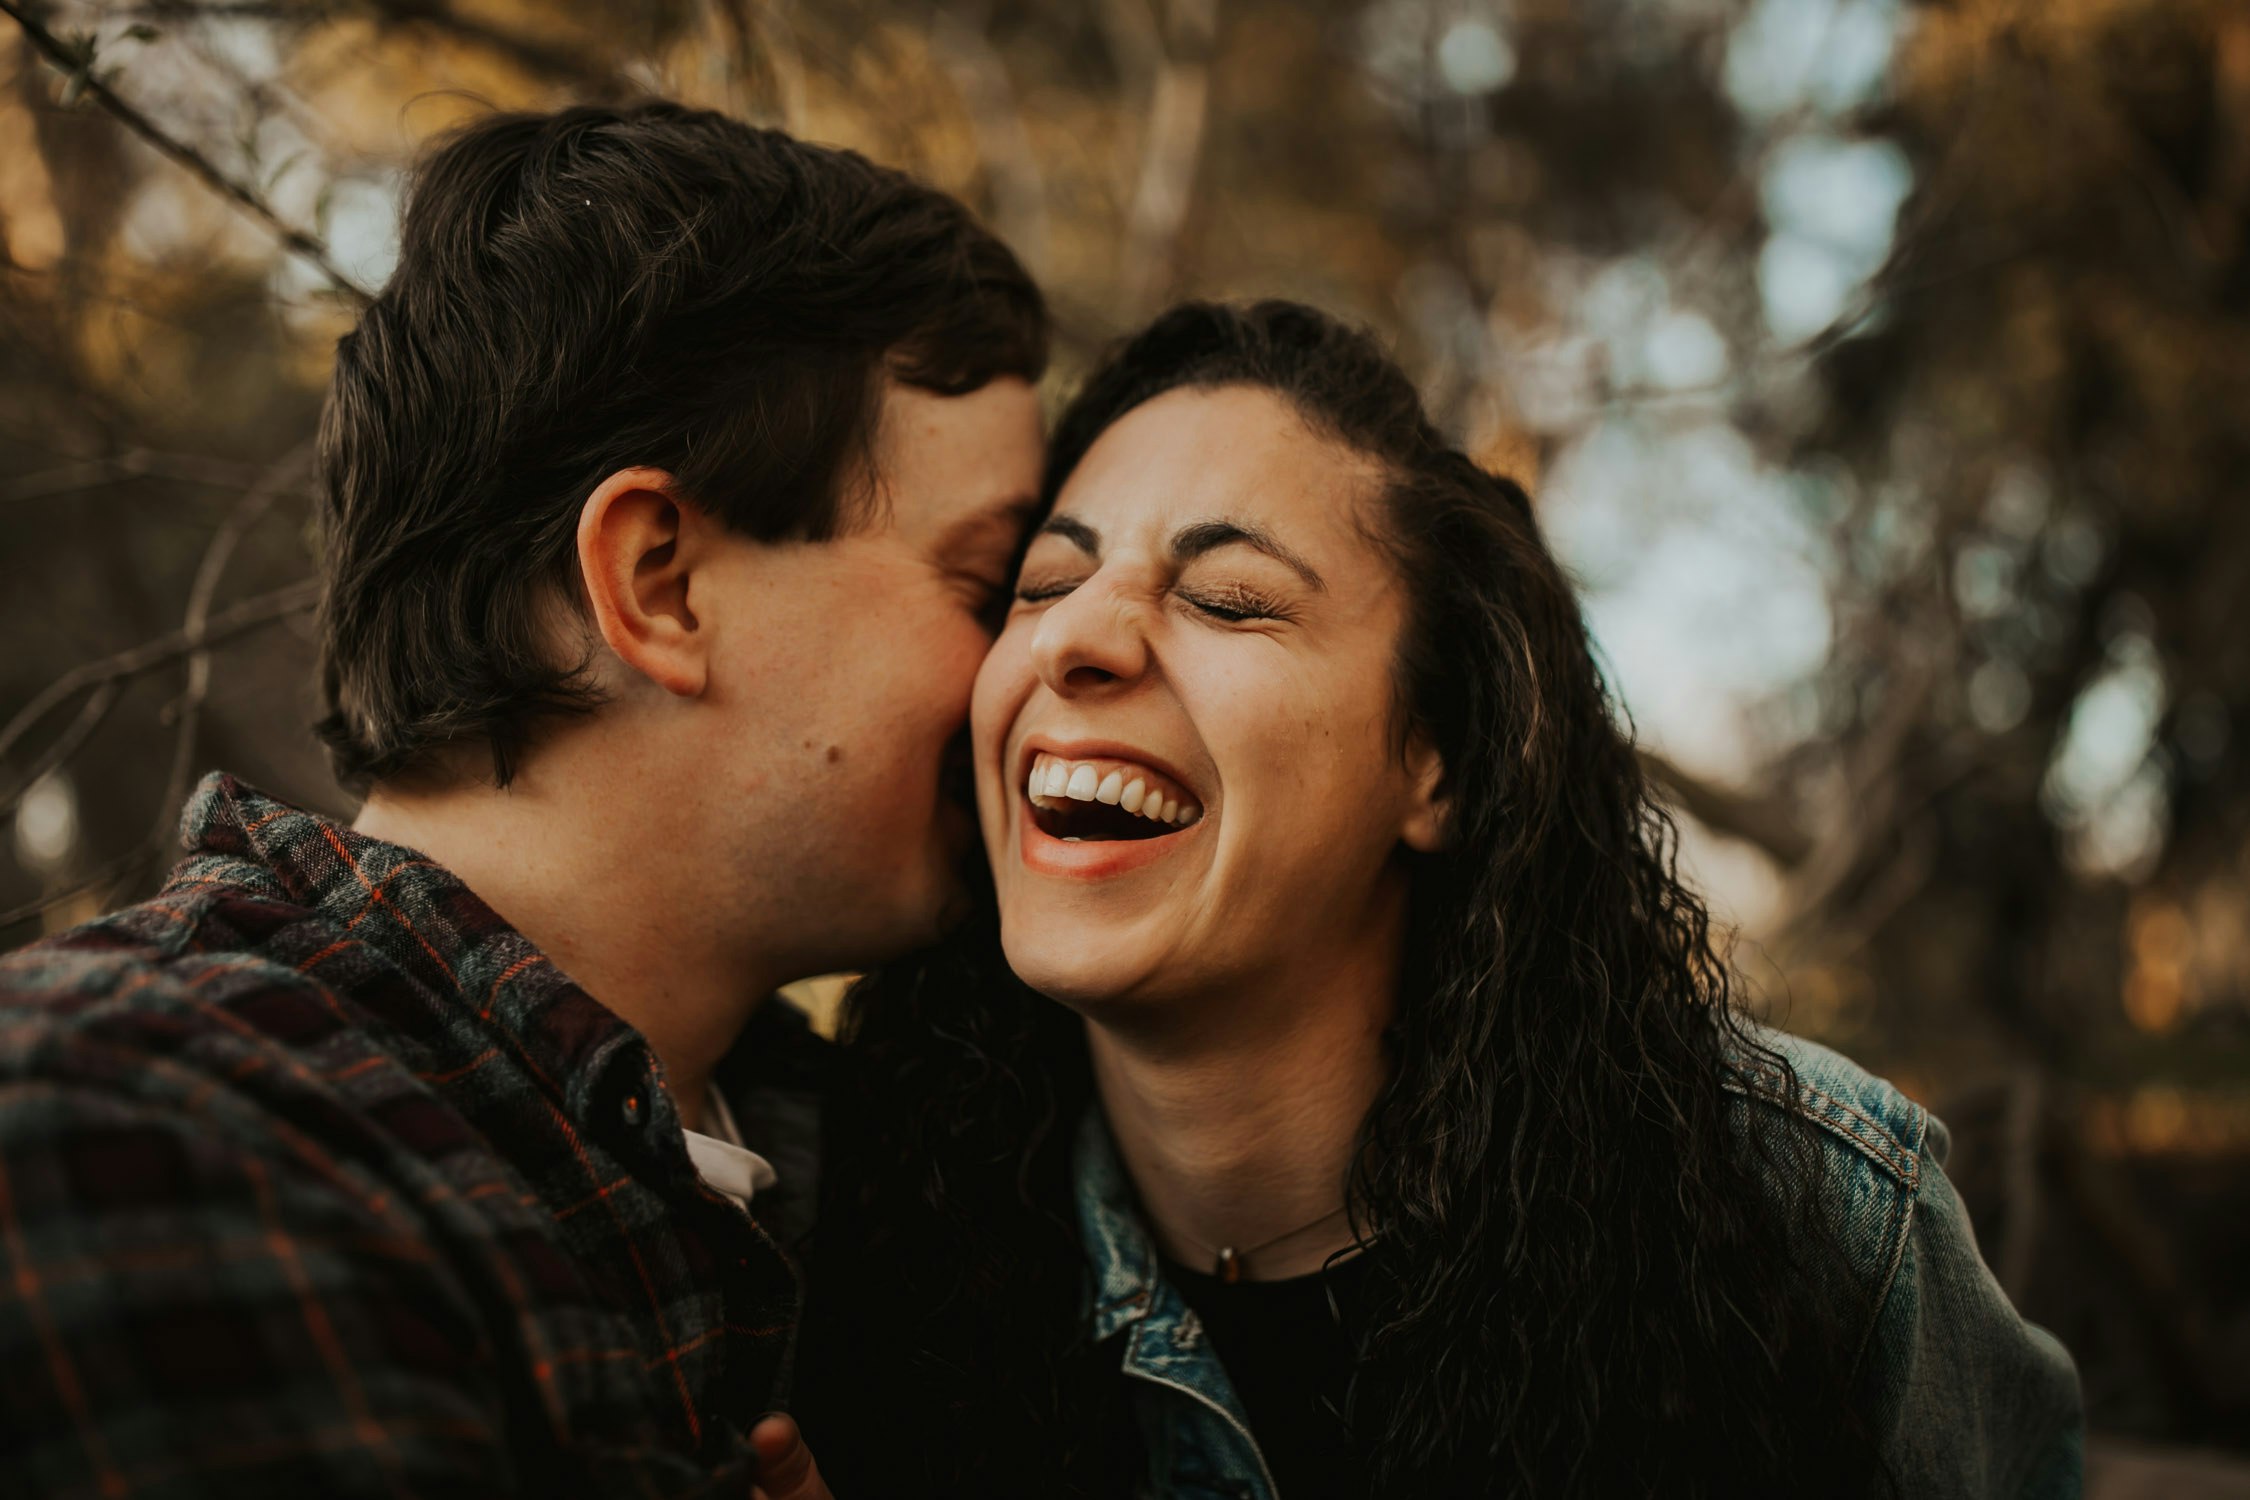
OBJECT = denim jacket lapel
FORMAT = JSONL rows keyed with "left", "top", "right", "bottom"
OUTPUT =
{"left": 1075, "top": 1109, "right": 1280, "bottom": 1500}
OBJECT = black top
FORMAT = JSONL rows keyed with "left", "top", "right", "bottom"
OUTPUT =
{"left": 1163, "top": 1252, "right": 1375, "bottom": 1500}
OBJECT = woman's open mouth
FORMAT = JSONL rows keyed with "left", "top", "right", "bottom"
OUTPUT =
{"left": 1023, "top": 752, "right": 1202, "bottom": 843}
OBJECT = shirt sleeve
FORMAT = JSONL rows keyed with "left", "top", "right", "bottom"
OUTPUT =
{"left": 1861, "top": 1109, "right": 2085, "bottom": 1500}
{"left": 0, "top": 1073, "right": 520, "bottom": 1498}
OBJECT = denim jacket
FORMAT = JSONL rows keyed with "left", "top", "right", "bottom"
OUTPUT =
{"left": 1073, "top": 1027, "right": 2084, "bottom": 1500}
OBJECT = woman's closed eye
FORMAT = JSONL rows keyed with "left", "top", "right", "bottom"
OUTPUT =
{"left": 1015, "top": 576, "right": 1289, "bottom": 625}
{"left": 1014, "top": 577, "right": 1084, "bottom": 606}
{"left": 1179, "top": 584, "right": 1286, "bottom": 623}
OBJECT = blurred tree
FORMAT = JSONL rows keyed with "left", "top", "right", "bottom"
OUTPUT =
{"left": 2, "top": 0, "right": 2246, "bottom": 1461}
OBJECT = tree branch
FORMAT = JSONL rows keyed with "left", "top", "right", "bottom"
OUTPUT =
{"left": 1640, "top": 749, "right": 1814, "bottom": 867}
{"left": 125, "top": 0, "right": 641, "bottom": 96}
{"left": 930, "top": 5, "right": 1050, "bottom": 276}
{"left": 1113, "top": 0, "right": 1218, "bottom": 318}
{"left": 0, "top": 843, "right": 159, "bottom": 933}
{"left": 143, "top": 445, "right": 311, "bottom": 846}
{"left": 0, "top": 446, "right": 312, "bottom": 505}
{"left": 0, "top": 0, "right": 372, "bottom": 303}
{"left": 0, "top": 578, "right": 319, "bottom": 815}
{"left": 354, "top": 0, "right": 636, "bottom": 97}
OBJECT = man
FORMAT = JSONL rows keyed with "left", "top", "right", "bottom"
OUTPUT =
{"left": 0, "top": 101, "right": 1045, "bottom": 1496}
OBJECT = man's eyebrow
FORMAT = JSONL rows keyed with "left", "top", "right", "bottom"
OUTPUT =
{"left": 1170, "top": 518, "right": 1327, "bottom": 591}
{"left": 935, "top": 493, "right": 1042, "bottom": 562}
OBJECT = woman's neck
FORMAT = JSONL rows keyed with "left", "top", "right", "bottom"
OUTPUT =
{"left": 1087, "top": 965, "right": 1394, "bottom": 1283}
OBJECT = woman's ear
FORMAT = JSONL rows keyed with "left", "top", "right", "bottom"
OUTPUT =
{"left": 1399, "top": 731, "right": 1452, "bottom": 853}
{"left": 576, "top": 466, "right": 709, "bottom": 699}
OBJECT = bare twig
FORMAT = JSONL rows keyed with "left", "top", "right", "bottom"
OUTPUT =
{"left": 116, "top": 0, "right": 300, "bottom": 14}
{"left": 33, "top": 448, "right": 321, "bottom": 920}
{"left": 0, "top": 843, "right": 163, "bottom": 932}
{"left": 1772, "top": 618, "right": 1950, "bottom": 941}
{"left": 1996, "top": 1062, "right": 2045, "bottom": 1301}
{"left": 354, "top": 0, "right": 636, "bottom": 96}
{"left": 2, "top": 556, "right": 311, "bottom": 930}
{"left": 930, "top": 5, "right": 1050, "bottom": 276}
{"left": 715, "top": 0, "right": 808, "bottom": 128}
{"left": 0, "top": 578, "right": 320, "bottom": 813}
{"left": 145, "top": 445, "right": 313, "bottom": 847}
{"left": 0, "top": 683, "right": 121, "bottom": 818}
{"left": 1805, "top": 806, "right": 1946, "bottom": 960}
{"left": 123, "top": 0, "right": 633, "bottom": 95}
{"left": 1114, "top": 0, "right": 1218, "bottom": 317}
{"left": 0, "top": 446, "right": 311, "bottom": 505}
{"left": 0, "top": 0, "right": 372, "bottom": 302}
{"left": 1641, "top": 749, "right": 1814, "bottom": 867}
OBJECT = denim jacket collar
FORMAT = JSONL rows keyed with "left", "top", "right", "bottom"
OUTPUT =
{"left": 1071, "top": 1034, "right": 2082, "bottom": 1500}
{"left": 1075, "top": 1108, "right": 1280, "bottom": 1500}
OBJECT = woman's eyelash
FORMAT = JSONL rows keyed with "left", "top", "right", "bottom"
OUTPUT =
{"left": 1183, "top": 587, "right": 1284, "bottom": 623}
{"left": 1012, "top": 578, "right": 1287, "bottom": 622}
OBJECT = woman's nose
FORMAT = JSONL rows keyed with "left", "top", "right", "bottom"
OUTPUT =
{"left": 1027, "top": 574, "right": 1151, "bottom": 695}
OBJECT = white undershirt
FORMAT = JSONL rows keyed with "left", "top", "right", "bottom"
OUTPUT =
{"left": 682, "top": 1083, "right": 779, "bottom": 1211}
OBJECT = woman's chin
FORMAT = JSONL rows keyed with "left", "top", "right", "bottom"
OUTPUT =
{"left": 1000, "top": 929, "right": 1166, "bottom": 1016}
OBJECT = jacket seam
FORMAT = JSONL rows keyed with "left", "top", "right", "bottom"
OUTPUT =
{"left": 1120, "top": 1319, "right": 1279, "bottom": 1500}
{"left": 1848, "top": 1161, "right": 1920, "bottom": 1380}
{"left": 1723, "top": 1062, "right": 1924, "bottom": 1187}
{"left": 1726, "top": 1054, "right": 1910, "bottom": 1155}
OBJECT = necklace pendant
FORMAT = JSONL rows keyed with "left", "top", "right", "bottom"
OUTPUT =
{"left": 1215, "top": 1246, "right": 1242, "bottom": 1284}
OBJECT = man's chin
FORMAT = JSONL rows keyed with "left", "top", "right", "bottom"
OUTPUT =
{"left": 815, "top": 818, "right": 993, "bottom": 971}
{"left": 850, "top": 858, "right": 986, "bottom": 967}
{"left": 931, "top": 806, "right": 997, "bottom": 931}
{"left": 925, "top": 873, "right": 974, "bottom": 938}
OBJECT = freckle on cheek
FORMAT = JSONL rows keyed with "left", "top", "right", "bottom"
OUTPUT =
{"left": 826, "top": 745, "right": 843, "bottom": 765}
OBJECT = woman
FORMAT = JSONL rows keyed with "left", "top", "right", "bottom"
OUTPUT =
{"left": 797, "top": 301, "right": 2081, "bottom": 1498}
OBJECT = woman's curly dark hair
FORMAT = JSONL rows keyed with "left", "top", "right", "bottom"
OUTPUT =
{"left": 797, "top": 301, "right": 1896, "bottom": 1498}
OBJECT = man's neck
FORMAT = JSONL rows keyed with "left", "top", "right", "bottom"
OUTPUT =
{"left": 352, "top": 764, "right": 775, "bottom": 1135}
{"left": 1087, "top": 951, "right": 1396, "bottom": 1283}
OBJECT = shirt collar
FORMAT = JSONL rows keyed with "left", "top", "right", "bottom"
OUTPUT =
{"left": 683, "top": 1083, "right": 780, "bottom": 1209}
{"left": 175, "top": 771, "right": 650, "bottom": 1127}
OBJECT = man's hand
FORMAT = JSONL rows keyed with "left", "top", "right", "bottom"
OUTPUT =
{"left": 749, "top": 1413, "right": 832, "bottom": 1500}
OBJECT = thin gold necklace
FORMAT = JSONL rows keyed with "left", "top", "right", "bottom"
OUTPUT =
{"left": 1173, "top": 1204, "right": 1353, "bottom": 1284}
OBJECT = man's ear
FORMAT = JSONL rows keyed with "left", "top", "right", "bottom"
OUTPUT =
{"left": 1399, "top": 731, "right": 1452, "bottom": 853}
{"left": 576, "top": 467, "right": 710, "bottom": 699}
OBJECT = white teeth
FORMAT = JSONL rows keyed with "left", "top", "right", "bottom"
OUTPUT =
{"left": 1062, "top": 836, "right": 1083, "bottom": 843}
{"left": 1024, "top": 755, "right": 1201, "bottom": 828}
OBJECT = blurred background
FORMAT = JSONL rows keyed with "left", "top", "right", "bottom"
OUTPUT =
{"left": 1, "top": 0, "right": 2245, "bottom": 1489}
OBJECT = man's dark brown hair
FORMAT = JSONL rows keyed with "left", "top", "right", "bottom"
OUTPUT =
{"left": 314, "top": 101, "right": 1047, "bottom": 787}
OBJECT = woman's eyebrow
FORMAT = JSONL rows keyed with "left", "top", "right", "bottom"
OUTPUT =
{"left": 1170, "top": 518, "right": 1327, "bottom": 591}
{"left": 1035, "top": 514, "right": 1102, "bottom": 556}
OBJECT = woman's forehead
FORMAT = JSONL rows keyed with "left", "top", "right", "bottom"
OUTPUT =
{"left": 1058, "top": 384, "right": 1383, "bottom": 545}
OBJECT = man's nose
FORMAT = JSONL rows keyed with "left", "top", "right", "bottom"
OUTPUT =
{"left": 1027, "top": 575, "right": 1151, "bottom": 696}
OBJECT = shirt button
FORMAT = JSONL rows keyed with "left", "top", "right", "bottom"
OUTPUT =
{"left": 620, "top": 1091, "right": 646, "bottom": 1127}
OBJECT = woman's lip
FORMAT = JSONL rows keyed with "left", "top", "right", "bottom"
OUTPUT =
{"left": 1015, "top": 735, "right": 1204, "bottom": 803}
{"left": 1017, "top": 796, "right": 1204, "bottom": 880}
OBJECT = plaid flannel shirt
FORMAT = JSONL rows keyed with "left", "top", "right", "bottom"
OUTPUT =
{"left": 0, "top": 773, "right": 825, "bottom": 1498}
